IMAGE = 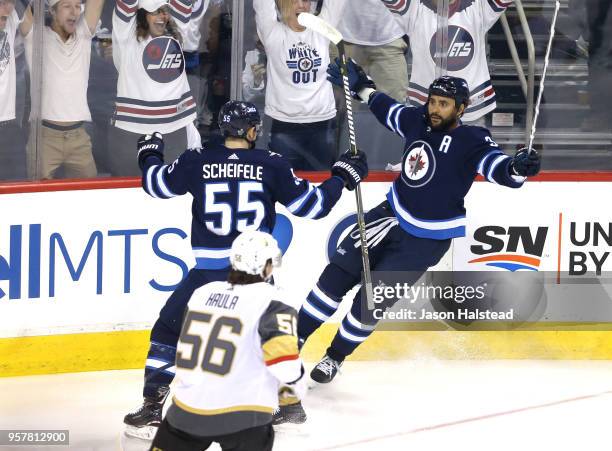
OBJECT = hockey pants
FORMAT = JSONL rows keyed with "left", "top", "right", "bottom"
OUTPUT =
{"left": 298, "top": 201, "right": 451, "bottom": 362}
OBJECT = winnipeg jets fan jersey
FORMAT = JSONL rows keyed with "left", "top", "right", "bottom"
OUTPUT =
{"left": 368, "top": 91, "right": 524, "bottom": 239}
{"left": 112, "top": 0, "right": 197, "bottom": 134}
{"left": 384, "top": 0, "right": 512, "bottom": 121}
{"left": 167, "top": 281, "right": 302, "bottom": 436}
{"left": 141, "top": 143, "right": 344, "bottom": 269}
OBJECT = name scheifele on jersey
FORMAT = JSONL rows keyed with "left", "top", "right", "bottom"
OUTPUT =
{"left": 201, "top": 163, "right": 263, "bottom": 181}
{"left": 141, "top": 142, "right": 344, "bottom": 270}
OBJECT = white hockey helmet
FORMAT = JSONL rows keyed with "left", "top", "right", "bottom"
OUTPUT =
{"left": 230, "top": 231, "right": 282, "bottom": 277}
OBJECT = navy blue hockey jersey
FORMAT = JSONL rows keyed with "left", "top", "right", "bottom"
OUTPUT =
{"left": 141, "top": 143, "right": 344, "bottom": 269}
{"left": 369, "top": 92, "right": 525, "bottom": 240}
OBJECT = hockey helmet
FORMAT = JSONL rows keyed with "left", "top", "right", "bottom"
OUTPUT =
{"left": 428, "top": 76, "right": 470, "bottom": 108}
{"left": 230, "top": 231, "right": 282, "bottom": 276}
{"left": 218, "top": 100, "right": 262, "bottom": 139}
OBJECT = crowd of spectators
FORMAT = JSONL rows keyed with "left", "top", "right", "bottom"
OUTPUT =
{"left": 0, "top": 0, "right": 609, "bottom": 180}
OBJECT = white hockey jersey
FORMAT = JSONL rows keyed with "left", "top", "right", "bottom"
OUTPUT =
{"left": 112, "top": 0, "right": 197, "bottom": 134}
{"left": 253, "top": 0, "right": 347, "bottom": 123}
{"left": 384, "top": 0, "right": 512, "bottom": 121}
{"left": 167, "top": 281, "right": 303, "bottom": 436}
{"left": 179, "top": 0, "right": 209, "bottom": 52}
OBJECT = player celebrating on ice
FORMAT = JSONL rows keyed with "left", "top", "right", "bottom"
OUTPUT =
{"left": 149, "top": 231, "right": 305, "bottom": 451}
{"left": 123, "top": 100, "right": 368, "bottom": 438}
{"left": 297, "top": 59, "right": 541, "bottom": 385}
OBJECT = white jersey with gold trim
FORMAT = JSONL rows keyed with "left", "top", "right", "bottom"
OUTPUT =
{"left": 168, "top": 280, "right": 302, "bottom": 436}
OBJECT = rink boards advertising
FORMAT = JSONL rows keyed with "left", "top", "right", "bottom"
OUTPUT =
{"left": 2, "top": 172, "right": 612, "bottom": 375}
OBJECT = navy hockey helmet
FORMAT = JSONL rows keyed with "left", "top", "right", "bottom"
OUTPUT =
{"left": 218, "top": 100, "right": 262, "bottom": 139}
{"left": 428, "top": 76, "right": 470, "bottom": 108}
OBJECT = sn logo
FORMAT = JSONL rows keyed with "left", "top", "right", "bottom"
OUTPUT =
{"left": 471, "top": 226, "right": 548, "bottom": 257}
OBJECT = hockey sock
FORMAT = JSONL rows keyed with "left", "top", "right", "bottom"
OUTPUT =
{"left": 143, "top": 341, "right": 177, "bottom": 399}
{"left": 327, "top": 296, "right": 377, "bottom": 362}
{"left": 298, "top": 282, "right": 342, "bottom": 341}
{"left": 298, "top": 264, "right": 359, "bottom": 342}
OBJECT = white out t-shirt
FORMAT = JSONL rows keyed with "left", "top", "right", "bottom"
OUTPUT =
{"left": 254, "top": 0, "right": 347, "bottom": 123}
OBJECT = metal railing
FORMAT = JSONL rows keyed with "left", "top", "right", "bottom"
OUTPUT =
{"left": 500, "top": 0, "right": 536, "bottom": 146}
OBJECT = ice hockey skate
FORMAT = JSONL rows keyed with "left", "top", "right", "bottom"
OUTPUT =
{"left": 310, "top": 355, "right": 342, "bottom": 384}
{"left": 273, "top": 400, "right": 307, "bottom": 425}
{"left": 123, "top": 387, "right": 168, "bottom": 440}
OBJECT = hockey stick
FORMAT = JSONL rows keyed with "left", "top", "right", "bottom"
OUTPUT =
{"left": 297, "top": 12, "right": 375, "bottom": 310}
{"left": 527, "top": 0, "right": 560, "bottom": 152}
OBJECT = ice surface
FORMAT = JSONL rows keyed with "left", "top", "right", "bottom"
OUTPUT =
{"left": 1, "top": 360, "right": 612, "bottom": 450}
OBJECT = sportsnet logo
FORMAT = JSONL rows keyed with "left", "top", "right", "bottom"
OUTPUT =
{"left": 429, "top": 26, "right": 475, "bottom": 71}
{"left": 469, "top": 226, "right": 548, "bottom": 271}
{"left": 143, "top": 37, "right": 185, "bottom": 83}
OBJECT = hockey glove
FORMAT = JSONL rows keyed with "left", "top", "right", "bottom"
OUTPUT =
{"left": 137, "top": 132, "right": 164, "bottom": 170}
{"left": 510, "top": 147, "right": 541, "bottom": 177}
{"left": 327, "top": 57, "right": 376, "bottom": 101}
{"left": 332, "top": 149, "right": 369, "bottom": 191}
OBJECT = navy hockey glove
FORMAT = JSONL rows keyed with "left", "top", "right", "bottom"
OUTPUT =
{"left": 510, "top": 147, "right": 541, "bottom": 177}
{"left": 332, "top": 149, "right": 369, "bottom": 190}
{"left": 137, "top": 132, "right": 164, "bottom": 170}
{"left": 327, "top": 57, "right": 376, "bottom": 101}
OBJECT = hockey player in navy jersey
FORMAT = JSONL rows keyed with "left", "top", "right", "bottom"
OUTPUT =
{"left": 296, "top": 59, "right": 541, "bottom": 385}
{"left": 123, "top": 100, "right": 368, "bottom": 439}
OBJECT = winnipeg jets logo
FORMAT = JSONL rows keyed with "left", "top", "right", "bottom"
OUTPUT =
{"left": 286, "top": 42, "right": 321, "bottom": 85}
{"left": 143, "top": 37, "right": 185, "bottom": 83}
{"left": 401, "top": 141, "right": 436, "bottom": 188}
{"left": 429, "top": 26, "right": 475, "bottom": 71}
{"left": 406, "top": 145, "right": 427, "bottom": 179}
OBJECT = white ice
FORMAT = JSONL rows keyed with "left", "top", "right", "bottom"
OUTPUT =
{"left": 1, "top": 360, "right": 612, "bottom": 451}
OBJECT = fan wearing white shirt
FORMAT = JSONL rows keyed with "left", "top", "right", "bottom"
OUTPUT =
{"left": 109, "top": 0, "right": 201, "bottom": 176}
{"left": 21, "top": 0, "right": 105, "bottom": 179}
{"left": 253, "top": 0, "right": 347, "bottom": 170}
{"left": 334, "top": 0, "right": 408, "bottom": 102}
{"left": 0, "top": 0, "right": 26, "bottom": 180}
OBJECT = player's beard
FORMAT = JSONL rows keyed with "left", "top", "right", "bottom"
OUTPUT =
{"left": 428, "top": 112, "right": 458, "bottom": 132}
